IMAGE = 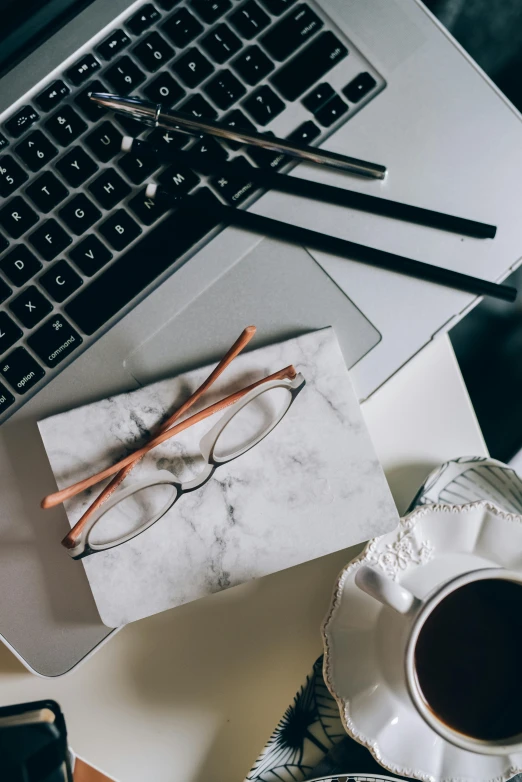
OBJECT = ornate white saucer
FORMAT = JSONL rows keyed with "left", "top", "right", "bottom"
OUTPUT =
{"left": 322, "top": 500, "right": 522, "bottom": 782}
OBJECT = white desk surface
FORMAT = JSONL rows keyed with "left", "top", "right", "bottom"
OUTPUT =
{"left": 0, "top": 334, "right": 488, "bottom": 782}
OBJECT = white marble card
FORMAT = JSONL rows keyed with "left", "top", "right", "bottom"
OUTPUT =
{"left": 38, "top": 328, "right": 398, "bottom": 627}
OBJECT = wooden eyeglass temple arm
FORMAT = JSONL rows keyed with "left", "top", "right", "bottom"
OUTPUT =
{"left": 42, "top": 365, "right": 296, "bottom": 511}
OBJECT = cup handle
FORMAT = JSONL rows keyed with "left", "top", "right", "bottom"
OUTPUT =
{"left": 355, "top": 565, "right": 422, "bottom": 615}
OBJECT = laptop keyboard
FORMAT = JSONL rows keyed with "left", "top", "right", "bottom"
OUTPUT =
{"left": 0, "top": 0, "right": 385, "bottom": 423}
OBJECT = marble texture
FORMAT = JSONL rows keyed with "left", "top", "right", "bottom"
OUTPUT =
{"left": 38, "top": 328, "right": 398, "bottom": 627}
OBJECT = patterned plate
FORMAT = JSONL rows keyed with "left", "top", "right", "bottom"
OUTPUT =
{"left": 245, "top": 457, "right": 522, "bottom": 782}
{"left": 308, "top": 776, "right": 399, "bottom": 782}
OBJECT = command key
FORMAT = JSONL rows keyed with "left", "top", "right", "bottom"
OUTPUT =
{"left": 27, "top": 315, "right": 83, "bottom": 368}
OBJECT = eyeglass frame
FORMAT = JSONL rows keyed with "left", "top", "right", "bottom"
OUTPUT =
{"left": 69, "top": 373, "right": 306, "bottom": 559}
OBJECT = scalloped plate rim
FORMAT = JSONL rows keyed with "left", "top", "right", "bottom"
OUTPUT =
{"left": 321, "top": 500, "right": 522, "bottom": 782}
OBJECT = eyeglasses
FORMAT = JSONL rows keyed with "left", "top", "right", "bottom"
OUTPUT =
{"left": 69, "top": 373, "right": 303, "bottom": 558}
{"left": 40, "top": 326, "right": 305, "bottom": 559}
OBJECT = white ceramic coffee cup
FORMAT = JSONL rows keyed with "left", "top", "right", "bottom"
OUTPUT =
{"left": 355, "top": 565, "right": 522, "bottom": 755}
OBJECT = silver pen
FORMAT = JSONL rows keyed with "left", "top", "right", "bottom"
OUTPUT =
{"left": 89, "top": 92, "right": 387, "bottom": 179}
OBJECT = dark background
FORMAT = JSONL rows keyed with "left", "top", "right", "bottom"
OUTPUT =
{"left": 424, "top": 0, "right": 522, "bottom": 463}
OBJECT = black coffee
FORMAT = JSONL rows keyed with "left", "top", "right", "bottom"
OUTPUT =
{"left": 414, "top": 578, "right": 522, "bottom": 741}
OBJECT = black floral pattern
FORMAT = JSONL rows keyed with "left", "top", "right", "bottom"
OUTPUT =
{"left": 247, "top": 657, "right": 343, "bottom": 781}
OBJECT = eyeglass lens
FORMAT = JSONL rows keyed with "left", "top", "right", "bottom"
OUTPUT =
{"left": 88, "top": 482, "right": 178, "bottom": 547}
{"left": 213, "top": 386, "right": 293, "bottom": 460}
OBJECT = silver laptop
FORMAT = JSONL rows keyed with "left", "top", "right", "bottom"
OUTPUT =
{"left": 1, "top": 0, "right": 522, "bottom": 676}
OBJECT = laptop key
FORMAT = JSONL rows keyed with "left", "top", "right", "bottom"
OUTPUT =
{"left": 0, "top": 347, "right": 45, "bottom": 394}
{"left": 0, "top": 133, "right": 8, "bottom": 151}
{"left": 44, "top": 106, "right": 88, "bottom": 146}
{"left": 127, "top": 4, "right": 162, "bottom": 35}
{"left": 147, "top": 127, "right": 188, "bottom": 154}
{"left": 287, "top": 119, "right": 320, "bottom": 143}
{"left": 88, "top": 169, "right": 131, "bottom": 209}
{"left": 0, "top": 196, "right": 39, "bottom": 239}
{"left": 247, "top": 140, "right": 287, "bottom": 169}
{"left": 0, "top": 233, "right": 9, "bottom": 253}
{"left": 162, "top": 8, "right": 203, "bottom": 47}
{"left": 201, "top": 23, "right": 241, "bottom": 63}
{"left": 118, "top": 149, "right": 159, "bottom": 184}
{"left": 74, "top": 80, "right": 109, "bottom": 121}
{"left": 133, "top": 32, "right": 174, "bottom": 72}
{"left": 172, "top": 48, "right": 214, "bottom": 88}
{"left": 233, "top": 45, "right": 273, "bottom": 85}
{"left": 243, "top": 84, "right": 285, "bottom": 125}
{"left": 230, "top": 1, "right": 270, "bottom": 39}
{"left": 96, "top": 29, "right": 131, "bottom": 61}
{"left": 179, "top": 94, "right": 218, "bottom": 120}
{"left": 190, "top": 0, "right": 231, "bottom": 24}
{"left": 270, "top": 32, "right": 348, "bottom": 101}
{"left": 10, "top": 286, "right": 53, "bottom": 329}
{"left": 143, "top": 72, "right": 186, "bottom": 105}
{"left": 65, "top": 54, "right": 101, "bottom": 86}
{"left": 0, "top": 155, "right": 28, "bottom": 197}
{"left": 35, "top": 80, "right": 70, "bottom": 112}
{"left": 302, "top": 82, "right": 334, "bottom": 113}
{"left": 232, "top": 46, "right": 275, "bottom": 84}
{"left": 14, "top": 130, "right": 57, "bottom": 172}
{"left": 27, "top": 314, "right": 83, "bottom": 368}
{"left": 158, "top": 163, "right": 200, "bottom": 194}
{"left": 342, "top": 71, "right": 377, "bottom": 103}
{"left": 69, "top": 235, "right": 112, "bottom": 276}
{"left": 204, "top": 69, "right": 246, "bottom": 110}
{"left": 0, "top": 246, "right": 42, "bottom": 287}
{"left": 59, "top": 193, "right": 102, "bottom": 235}
{"left": 54, "top": 147, "right": 98, "bottom": 188}
{"left": 29, "top": 218, "right": 72, "bottom": 261}
{"left": 4, "top": 106, "right": 39, "bottom": 139}
{"left": 85, "top": 121, "right": 123, "bottom": 163}
{"left": 221, "top": 108, "right": 256, "bottom": 149}
{"left": 188, "top": 136, "right": 228, "bottom": 173}
{"left": 0, "top": 279, "right": 12, "bottom": 305}
{"left": 314, "top": 94, "right": 348, "bottom": 127}
{"left": 65, "top": 204, "right": 219, "bottom": 336}
{"left": 0, "top": 313, "right": 23, "bottom": 355}
{"left": 210, "top": 156, "right": 256, "bottom": 204}
{"left": 40, "top": 260, "right": 83, "bottom": 302}
{"left": 260, "top": 4, "right": 322, "bottom": 61}
{"left": 157, "top": 0, "right": 182, "bottom": 8}
{"left": 128, "top": 188, "right": 170, "bottom": 225}
{"left": 0, "top": 382, "right": 15, "bottom": 414}
{"left": 98, "top": 209, "right": 142, "bottom": 251}
{"left": 259, "top": 0, "right": 297, "bottom": 14}
{"left": 105, "top": 56, "right": 146, "bottom": 94}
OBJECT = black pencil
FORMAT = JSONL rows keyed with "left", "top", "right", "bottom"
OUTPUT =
{"left": 126, "top": 137, "right": 497, "bottom": 240}
{"left": 146, "top": 184, "right": 516, "bottom": 303}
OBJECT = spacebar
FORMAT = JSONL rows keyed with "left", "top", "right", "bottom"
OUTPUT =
{"left": 65, "top": 208, "right": 220, "bottom": 336}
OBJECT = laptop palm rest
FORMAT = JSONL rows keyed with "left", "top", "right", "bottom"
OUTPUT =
{"left": 124, "top": 240, "right": 380, "bottom": 388}
{"left": 0, "top": 239, "right": 379, "bottom": 677}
